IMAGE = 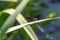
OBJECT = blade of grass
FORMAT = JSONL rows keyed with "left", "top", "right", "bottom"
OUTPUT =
{"left": 3, "top": 9, "right": 38, "bottom": 40}
{"left": 6, "top": 16, "right": 60, "bottom": 33}
{"left": 0, "top": 0, "right": 18, "bottom": 2}
{"left": 0, "top": 0, "right": 32, "bottom": 40}
{"left": 3, "top": 9, "right": 60, "bottom": 40}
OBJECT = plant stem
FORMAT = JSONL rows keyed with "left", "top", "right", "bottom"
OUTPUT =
{"left": 0, "top": 0, "right": 31, "bottom": 40}
{"left": 6, "top": 16, "right": 60, "bottom": 33}
{"left": 1, "top": 0, "right": 38, "bottom": 40}
{"left": 0, "top": 0, "right": 18, "bottom": 2}
{"left": 3, "top": 9, "right": 38, "bottom": 40}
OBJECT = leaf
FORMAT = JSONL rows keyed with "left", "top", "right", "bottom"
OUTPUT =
{"left": 0, "top": 0, "right": 38, "bottom": 40}
{"left": 0, "top": 0, "right": 18, "bottom": 2}
{"left": 7, "top": 16, "right": 60, "bottom": 33}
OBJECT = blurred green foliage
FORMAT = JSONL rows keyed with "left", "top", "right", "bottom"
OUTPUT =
{"left": 0, "top": 0, "right": 60, "bottom": 40}
{"left": 0, "top": 13, "right": 9, "bottom": 27}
